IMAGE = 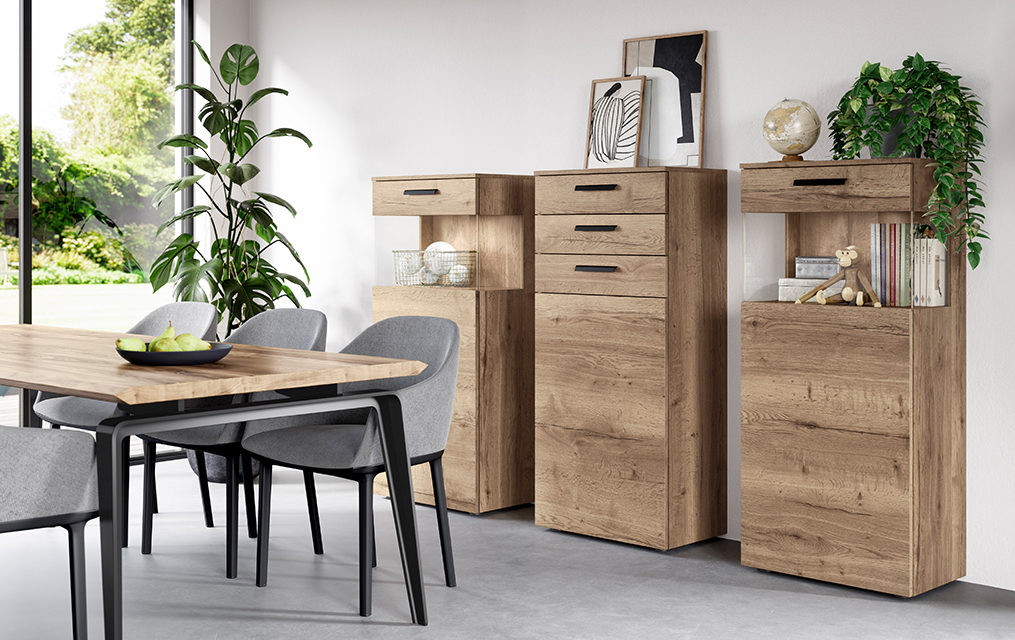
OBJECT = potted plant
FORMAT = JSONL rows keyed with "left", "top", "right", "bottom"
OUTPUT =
{"left": 150, "top": 42, "right": 313, "bottom": 335}
{"left": 827, "top": 53, "right": 987, "bottom": 268}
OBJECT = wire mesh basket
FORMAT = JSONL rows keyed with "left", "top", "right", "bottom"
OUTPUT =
{"left": 393, "top": 249, "right": 476, "bottom": 288}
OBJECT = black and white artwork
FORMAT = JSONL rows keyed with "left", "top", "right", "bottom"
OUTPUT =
{"left": 585, "top": 76, "right": 645, "bottom": 169}
{"left": 623, "top": 30, "right": 707, "bottom": 168}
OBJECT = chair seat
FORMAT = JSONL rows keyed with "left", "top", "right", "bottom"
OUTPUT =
{"left": 0, "top": 426, "right": 98, "bottom": 525}
{"left": 34, "top": 396, "right": 120, "bottom": 430}
{"left": 242, "top": 422, "right": 381, "bottom": 471}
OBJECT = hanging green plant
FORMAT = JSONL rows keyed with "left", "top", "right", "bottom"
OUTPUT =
{"left": 150, "top": 42, "right": 313, "bottom": 335}
{"left": 827, "top": 53, "right": 987, "bottom": 268}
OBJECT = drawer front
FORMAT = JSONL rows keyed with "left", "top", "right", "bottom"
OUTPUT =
{"left": 372, "top": 286, "right": 479, "bottom": 511}
{"left": 535, "top": 214, "right": 666, "bottom": 255}
{"left": 534, "top": 293, "right": 668, "bottom": 548}
{"left": 536, "top": 172, "right": 667, "bottom": 214}
{"left": 373, "top": 178, "right": 477, "bottom": 216}
{"left": 535, "top": 254, "right": 667, "bottom": 297}
{"left": 741, "top": 163, "right": 913, "bottom": 213}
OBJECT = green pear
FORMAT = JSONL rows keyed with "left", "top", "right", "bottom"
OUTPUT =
{"left": 116, "top": 337, "right": 147, "bottom": 352}
{"left": 175, "top": 333, "right": 211, "bottom": 351}
{"left": 153, "top": 322, "right": 175, "bottom": 343}
{"left": 149, "top": 336, "right": 182, "bottom": 352}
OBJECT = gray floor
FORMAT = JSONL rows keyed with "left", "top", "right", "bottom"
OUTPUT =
{"left": 2, "top": 459, "right": 1014, "bottom": 639}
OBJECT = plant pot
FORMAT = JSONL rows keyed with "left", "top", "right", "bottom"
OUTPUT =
{"left": 186, "top": 449, "right": 260, "bottom": 483}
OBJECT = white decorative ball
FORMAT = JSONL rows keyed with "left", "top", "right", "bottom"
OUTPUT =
{"left": 763, "top": 99, "right": 821, "bottom": 157}
{"left": 448, "top": 264, "right": 471, "bottom": 286}
{"left": 423, "top": 241, "right": 457, "bottom": 276}
{"left": 420, "top": 268, "right": 440, "bottom": 285}
{"left": 396, "top": 252, "right": 422, "bottom": 277}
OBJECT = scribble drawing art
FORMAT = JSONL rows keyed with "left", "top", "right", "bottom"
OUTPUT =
{"left": 585, "top": 77, "right": 645, "bottom": 169}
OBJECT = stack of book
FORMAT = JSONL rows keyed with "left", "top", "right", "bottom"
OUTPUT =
{"left": 870, "top": 223, "right": 947, "bottom": 307}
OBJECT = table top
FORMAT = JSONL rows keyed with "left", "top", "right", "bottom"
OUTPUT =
{"left": 0, "top": 324, "right": 426, "bottom": 405}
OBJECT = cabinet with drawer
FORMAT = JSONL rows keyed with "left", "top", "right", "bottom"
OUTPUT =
{"left": 533, "top": 167, "right": 728, "bottom": 550}
{"left": 740, "top": 158, "right": 966, "bottom": 596}
{"left": 372, "top": 173, "right": 534, "bottom": 514}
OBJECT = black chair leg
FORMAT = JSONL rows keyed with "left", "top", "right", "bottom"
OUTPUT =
{"left": 303, "top": 471, "right": 324, "bottom": 554}
{"left": 242, "top": 453, "right": 257, "bottom": 539}
{"left": 195, "top": 450, "right": 214, "bottom": 528}
{"left": 64, "top": 520, "right": 88, "bottom": 640}
{"left": 142, "top": 440, "right": 157, "bottom": 554}
{"left": 256, "top": 463, "right": 273, "bottom": 588}
{"left": 358, "top": 472, "right": 377, "bottom": 617}
{"left": 430, "top": 457, "right": 456, "bottom": 587}
{"left": 225, "top": 453, "right": 239, "bottom": 579}
{"left": 121, "top": 436, "right": 130, "bottom": 548}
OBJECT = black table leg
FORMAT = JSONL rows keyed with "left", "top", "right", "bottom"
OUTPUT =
{"left": 95, "top": 424, "right": 124, "bottom": 640}
{"left": 375, "top": 394, "right": 427, "bottom": 625}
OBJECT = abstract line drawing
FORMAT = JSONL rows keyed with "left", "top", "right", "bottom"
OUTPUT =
{"left": 585, "top": 76, "right": 646, "bottom": 169}
{"left": 623, "top": 30, "right": 708, "bottom": 167}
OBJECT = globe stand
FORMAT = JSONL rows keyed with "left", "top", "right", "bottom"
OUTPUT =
{"left": 781, "top": 154, "right": 804, "bottom": 162}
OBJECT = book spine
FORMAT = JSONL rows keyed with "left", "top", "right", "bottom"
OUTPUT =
{"left": 889, "top": 224, "right": 897, "bottom": 306}
{"left": 871, "top": 223, "right": 878, "bottom": 305}
{"left": 929, "top": 238, "right": 948, "bottom": 306}
{"left": 902, "top": 223, "right": 911, "bottom": 307}
{"left": 880, "top": 223, "right": 887, "bottom": 306}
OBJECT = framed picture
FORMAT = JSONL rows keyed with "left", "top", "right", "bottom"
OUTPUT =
{"left": 585, "top": 76, "right": 646, "bottom": 169}
{"left": 623, "top": 30, "right": 707, "bottom": 168}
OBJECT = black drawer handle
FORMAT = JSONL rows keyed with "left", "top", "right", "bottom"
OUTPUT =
{"left": 792, "top": 178, "right": 847, "bottom": 186}
{"left": 574, "top": 265, "right": 617, "bottom": 273}
{"left": 574, "top": 184, "right": 618, "bottom": 191}
{"left": 574, "top": 224, "right": 618, "bottom": 232}
{"left": 404, "top": 188, "right": 439, "bottom": 195}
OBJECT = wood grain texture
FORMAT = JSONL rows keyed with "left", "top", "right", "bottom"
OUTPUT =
{"left": 372, "top": 286, "right": 479, "bottom": 511}
{"left": 786, "top": 211, "right": 911, "bottom": 280}
{"left": 373, "top": 177, "right": 477, "bottom": 216}
{"left": 0, "top": 324, "right": 425, "bottom": 406}
{"left": 667, "top": 170, "right": 727, "bottom": 546}
{"left": 535, "top": 214, "right": 666, "bottom": 255}
{"left": 741, "top": 162, "right": 914, "bottom": 213}
{"left": 535, "top": 172, "right": 666, "bottom": 214}
{"left": 477, "top": 174, "right": 534, "bottom": 216}
{"left": 534, "top": 293, "right": 668, "bottom": 548}
{"left": 420, "top": 216, "right": 477, "bottom": 253}
{"left": 535, "top": 254, "right": 667, "bottom": 297}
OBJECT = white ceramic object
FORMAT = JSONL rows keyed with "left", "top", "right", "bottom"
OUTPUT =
{"left": 423, "top": 241, "right": 457, "bottom": 275}
{"left": 420, "top": 268, "right": 440, "bottom": 285}
{"left": 448, "top": 264, "right": 470, "bottom": 286}
{"left": 396, "top": 252, "right": 423, "bottom": 276}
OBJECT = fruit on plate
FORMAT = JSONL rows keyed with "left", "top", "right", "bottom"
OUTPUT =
{"left": 175, "top": 333, "right": 211, "bottom": 351}
{"left": 154, "top": 323, "right": 175, "bottom": 342}
{"left": 116, "top": 337, "right": 147, "bottom": 352}
{"left": 149, "top": 336, "right": 183, "bottom": 352}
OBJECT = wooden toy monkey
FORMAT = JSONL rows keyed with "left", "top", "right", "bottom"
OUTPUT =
{"left": 795, "top": 246, "right": 882, "bottom": 307}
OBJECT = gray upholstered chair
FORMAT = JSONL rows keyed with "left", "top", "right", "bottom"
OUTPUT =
{"left": 241, "top": 315, "right": 460, "bottom": 617}
{"left": 0, "top": 425, "right": 98, "bottom": 640}
{"left": 33, "top": 301, "right": 219, "bottom": 548}
{"left": 140, "top": 308, "right": 327, "bottom": 579}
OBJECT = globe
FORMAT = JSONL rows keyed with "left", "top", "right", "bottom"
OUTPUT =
{"left": 762, "top": 99, "right": 821, "bottom": 158}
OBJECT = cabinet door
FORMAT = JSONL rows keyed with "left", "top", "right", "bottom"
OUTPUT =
{"left": 373, "top": 286, "right": 479, "bottom": 511}
{"left": 534, "top": 293, "right": 668, "bottom": 548}
{"left": 741, "top": 302, "right": 914, "bottom": 595}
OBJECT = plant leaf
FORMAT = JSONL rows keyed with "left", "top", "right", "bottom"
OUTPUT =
{"left": 234, "top": 119, "right": 259, "bottom": 157}
{"left": 149, "top": 234, "right": 197, "bottom": 292}
{"left": 263, "top": 127, "right": 313, "bottom": 147}
{"left": 223, "top": 163, "right": 261, "bottom": 185}
{"left": 246, "top": 87, "right": 289, "bottom": 109}
{"left": 192, "top": 40, "right": 212, "bottom": 68}
{"left": 912, "top": 52, "right": 926, "bottom": 72}
{"left": 183, "top": 155, "right": 220, "bottom": 174}
{"left": 254, "top": 191, "right": 297, "bottom": 216}
{"left": 879, "top": 66, "right": 893, "bottom": 81}
{"left": 174, "top": 83, "right": 218, "bottom": 103}
{"left": 220, "top": 44, "right": 259, "bottom": 86}
{"left": 157, "top": 205, "right": 211, "bottom": 236}
{"left": 157, "top": 134, "right": 208, "bottom": 150}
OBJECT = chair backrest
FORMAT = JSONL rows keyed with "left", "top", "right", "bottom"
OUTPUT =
{"left": 0, "top": 426, "right": 98, "bottom": 529}
{"left": 129, "top": 301, "right": 218, "bottom": 341}
{"left": 226, "top": 308, "right": 328, "bottom": 351}
{"left": 339, "top": 315, "right": 461, "bottom": 460}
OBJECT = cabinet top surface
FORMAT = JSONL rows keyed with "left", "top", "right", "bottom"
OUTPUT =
{"left": 740, "top": 158, "right": 933, "bottom": 170}
{"left": 535, "top": 167, "right": 727, "bottom": 176}
{"left": 372, "top": 173, "right": 533, "bottom": 181}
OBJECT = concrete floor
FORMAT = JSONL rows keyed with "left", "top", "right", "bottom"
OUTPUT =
{"left": 2, "top": 458, "right": 1014, "bottom": 639}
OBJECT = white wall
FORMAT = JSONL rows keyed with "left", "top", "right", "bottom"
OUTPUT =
{"left": 205, "top": 0, "right": 1015, "bottom": 591}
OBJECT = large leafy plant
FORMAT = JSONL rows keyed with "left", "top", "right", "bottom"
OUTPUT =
{"left": 151, "top": 42, "right": 312, "bottom": 334}
{"left": 828, "top": 53, "right": 987, "bottom": 268}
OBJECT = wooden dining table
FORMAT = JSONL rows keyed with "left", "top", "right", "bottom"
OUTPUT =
{"left": 0, "top": 324, "right": 432, "bottom": 639}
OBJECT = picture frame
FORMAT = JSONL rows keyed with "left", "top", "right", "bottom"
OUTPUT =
{"left": 584, "top": 75, "right": 646, "bottom": 170}
{"left": 622, "top": 30, "right": 707, "bottom": 168}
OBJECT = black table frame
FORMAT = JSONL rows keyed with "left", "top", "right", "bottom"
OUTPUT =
{"left": 95, "top": 387, "right": 427, "bottom": 639}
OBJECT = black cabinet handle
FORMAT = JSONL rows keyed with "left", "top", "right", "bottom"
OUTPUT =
{"left": 404, "top": 188, "right": 439, "bottom": 195}
{"left": 574, "top": 265, "right": 617, "bottom": 273}
{"left": 574, "top": 224, "right": 618, "bottom": 232}
{"left": 792, "top": 178, "right": 847, "bottom": 186}
{"left": 574, "top": 184, "right": 618, "bottom": 191}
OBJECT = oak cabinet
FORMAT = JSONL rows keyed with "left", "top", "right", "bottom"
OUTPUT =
{"left": 740, "top": 158, "right": 965, "bottom": 596}
{"left": 371, "top": 174, "right": 534, "bottom": 513}
{"left": 533, "top": 167, "right": 728, "bottom": 550}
